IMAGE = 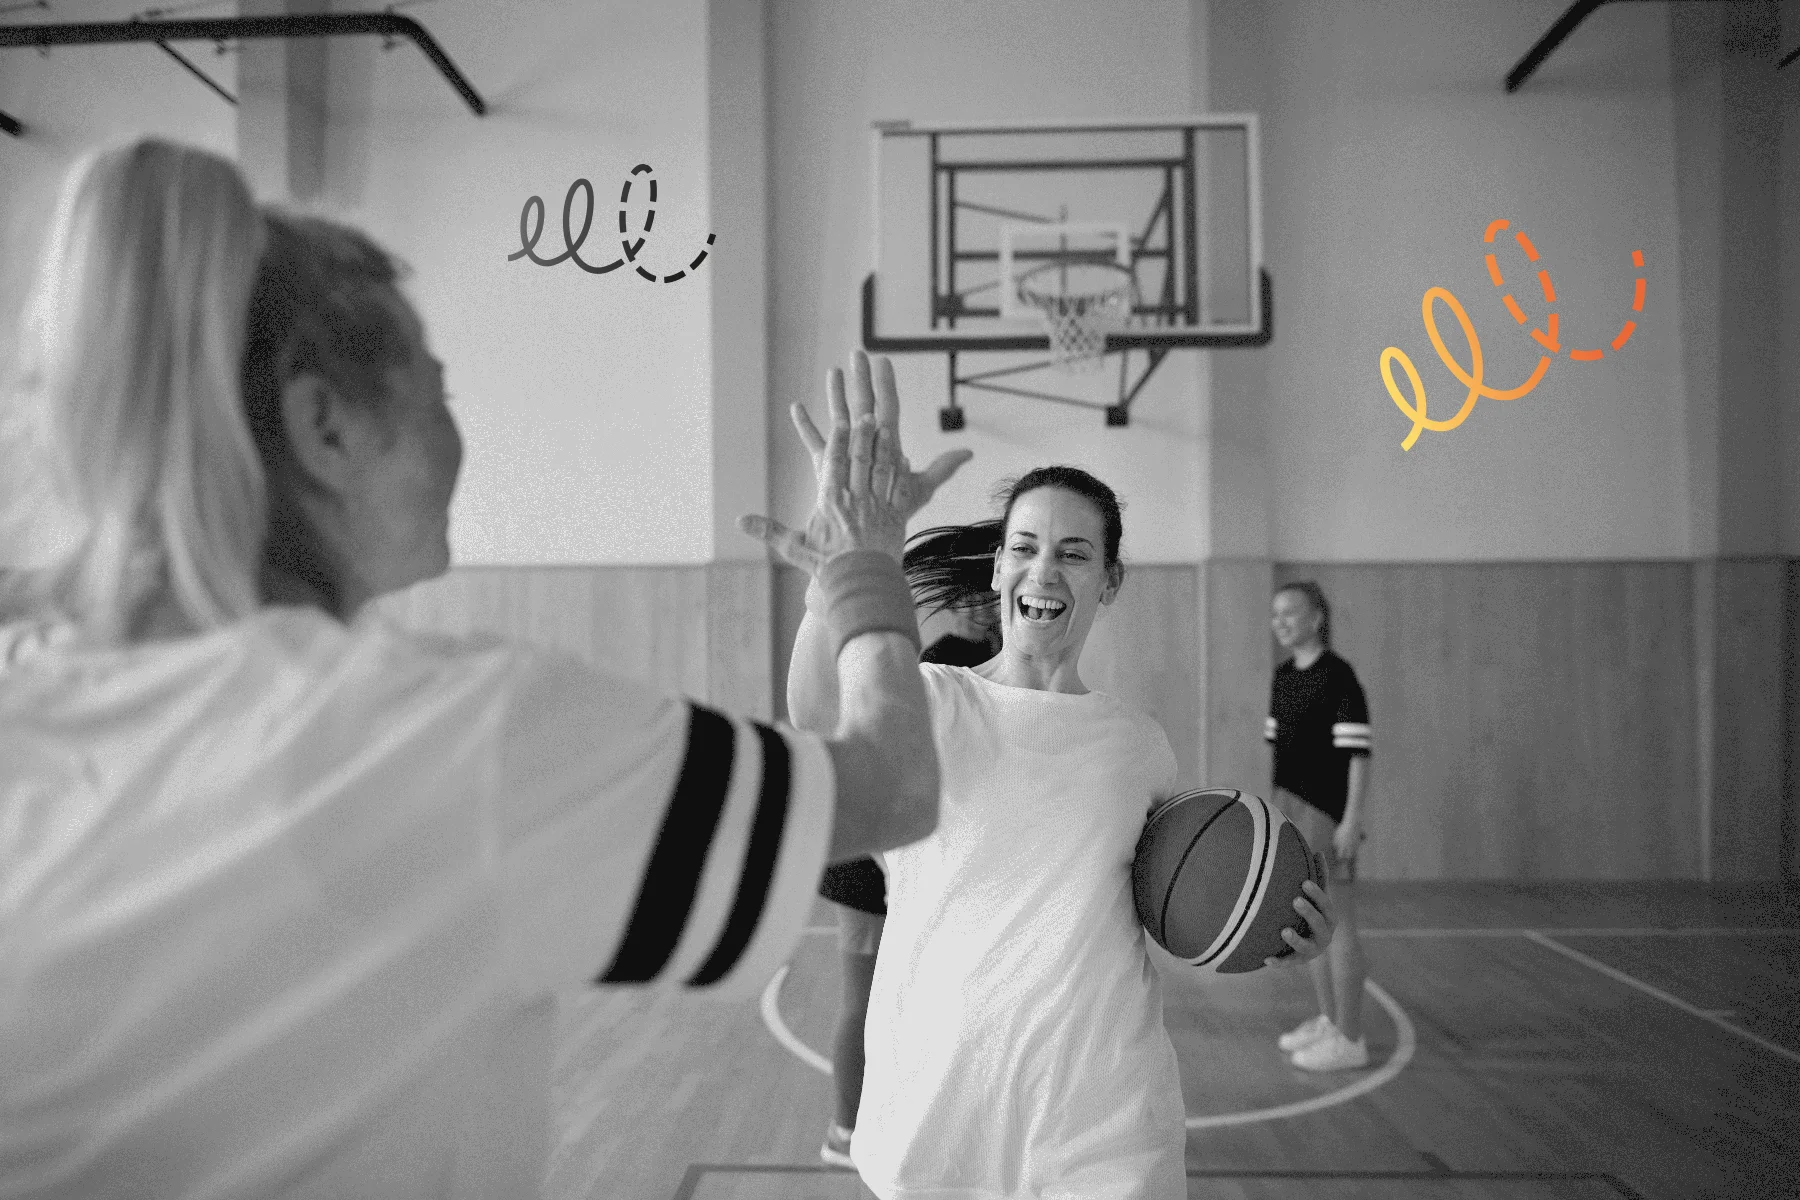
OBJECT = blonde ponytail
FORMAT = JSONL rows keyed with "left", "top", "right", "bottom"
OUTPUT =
{"left": 0, "top": 139, "right": 268, "bottom": 642}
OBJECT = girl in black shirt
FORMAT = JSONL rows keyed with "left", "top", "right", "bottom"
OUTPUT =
{"left": 1267, "top": 581, "right": 1374, "bottom": 1072}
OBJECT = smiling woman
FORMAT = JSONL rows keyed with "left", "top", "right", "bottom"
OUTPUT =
{"left": 982, "top": 466, "right": 1126, "bottom": 694}
{"left": 782, "top": 462, "right": 1338, "bottom": 1199}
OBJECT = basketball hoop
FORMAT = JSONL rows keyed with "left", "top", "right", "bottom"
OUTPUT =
{"left": 1016, "top": 261, "right": 1138, "bottom": 372}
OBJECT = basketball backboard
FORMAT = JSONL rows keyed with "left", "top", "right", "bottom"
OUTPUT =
{"left": 864, "top": 115, "right": 1268, "bottom": 354}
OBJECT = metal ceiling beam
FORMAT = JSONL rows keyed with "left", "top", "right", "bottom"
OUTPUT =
{"left": 1510, "top": 0, "right": 1790, "bottom": 93}
{"left": 0, "top": 10, "right": 485, "bottom": 137}
{"left": 1506, "top": 0, "right": 1609, "bottom": 93}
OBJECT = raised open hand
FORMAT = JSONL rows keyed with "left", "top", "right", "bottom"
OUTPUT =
{"left": 739, "top": 351, "right": 951, "bottom": 575}
{"left": 789, "top": 353, "right": 972, "bottom": 525}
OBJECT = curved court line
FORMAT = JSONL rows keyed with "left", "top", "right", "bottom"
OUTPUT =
{"left": 760, "top": 932, "right": 1415, "bottom": 1128}
{"left": 1184, "top": 979, "right": 1414, "bottom": 1129}
{"left": 761, "top": 963, "right": 833, "bottom": 1075}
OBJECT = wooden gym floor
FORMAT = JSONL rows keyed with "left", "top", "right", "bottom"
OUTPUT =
{"left": 542, "top": 882, "right": 1800, "bottom": 1200}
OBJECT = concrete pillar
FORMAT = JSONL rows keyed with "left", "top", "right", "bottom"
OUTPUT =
{"left": 1671, "top": 0, "right": 1791, "bottom": 880}
{"left": 707, "top": 0, "right": 773, "bottom": 719}
{"left": 1198, "top": 0, "right": 1278, "bottom": 793}
{"left": 235, "top": 0, "right": 328, "bottom": 203}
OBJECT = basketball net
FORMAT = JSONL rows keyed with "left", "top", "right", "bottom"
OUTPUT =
{"left": 1018, "top": 262, "right": 1137, "bottom": 373}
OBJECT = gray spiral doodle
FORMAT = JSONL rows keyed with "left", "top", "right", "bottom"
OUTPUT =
{"left": 509, "top": 162, "right": 715, "bottom": 282}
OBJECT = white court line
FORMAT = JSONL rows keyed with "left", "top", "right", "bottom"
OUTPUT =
{"left": 766, "top": 930, "right": 1416, "bottom": 1128}
{"left": 760, "top": 963, "right": 834, "bottom": 1075}
{"left": 1522, "top": 930, "right": 1800, "bottom": 1069}
{"left": 1184, "top": 978, "right": 1414, "bottom": 1129}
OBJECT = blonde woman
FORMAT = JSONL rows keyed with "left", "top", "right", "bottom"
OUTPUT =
{"left": 0, "top": 139, "right": 967, "bottom": 1198}
{"left": 1266, "top": 581, "right": 1374, "bottom": 1072}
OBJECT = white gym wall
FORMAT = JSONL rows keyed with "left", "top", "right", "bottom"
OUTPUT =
{"left": 0, "top": 0, "right": 1794, "bottom": 878}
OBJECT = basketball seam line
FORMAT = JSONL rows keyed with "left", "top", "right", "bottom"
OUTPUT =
{"left": 1208, "top": 794, "right": 1275, "bottom": 967}
{"left": 1160, "top": 792, "right": 1241, "bottom": 960}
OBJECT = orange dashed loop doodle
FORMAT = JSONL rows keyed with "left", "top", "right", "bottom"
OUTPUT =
{"left": 1381, "top": 220, "right": 1648, "bottom": 451}
{"left": 509, "top": 163, "right": 716, "bottom": 283}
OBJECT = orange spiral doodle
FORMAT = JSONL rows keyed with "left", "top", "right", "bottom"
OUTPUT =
{"left": 1382, "top": 221, "right": 1647, "bottom": 451}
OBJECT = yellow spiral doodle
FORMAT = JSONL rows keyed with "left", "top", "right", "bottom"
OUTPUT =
{"left": 1381, "top": 288, "right": 1549, "bottom": 452}
{"left": 1382, "top": 223, "right": 1647, "bottom": 451}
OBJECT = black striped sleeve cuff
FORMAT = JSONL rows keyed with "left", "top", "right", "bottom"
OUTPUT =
{"left": 596, "top": 705, "right": 833, "bottom": 1003}
{"left": 1332, "top": 721, "right": 1372, "bottom": 753}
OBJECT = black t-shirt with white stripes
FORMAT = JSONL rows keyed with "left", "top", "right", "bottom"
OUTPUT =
{"left": 1264, "top": 649, "right": 1372, "bottom": 824}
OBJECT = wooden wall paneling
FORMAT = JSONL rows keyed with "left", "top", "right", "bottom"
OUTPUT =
{"left": 769, "top": 564, "right": 809, "bottom": 727}
{"left": 1274, "top": 562, "right": 1698, "bottom": 882}
{"left": 377, "top": 559, "right": 1726, "bottom": 882}
{"left": 1620, "top": 563, "right": 1703, "bottom": 877}
{"left": 1273, "top": 563, "right": 1447, "bottom": 881}
{"left": 1706, "top": 558, "right": 1790, "bottom": 879}
{"left": 375, "top": 566, "right": 712, "bottom": 701}
{"left": 705, "top": 561, "right": 774, "bottom": 722}
{"left": 1785, "top": 558, "right": 1800, "bottom": 882}
{"left": 1694, "top": 559, "right": 1717, "bottom": 878}
{"left": 1078, "top": 564, "right": 1202, "bottom": 790}
{"left": 1201, "top": 559, "right": 1276, "bottom": 799}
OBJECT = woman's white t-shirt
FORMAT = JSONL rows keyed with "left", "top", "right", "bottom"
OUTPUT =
{"left": 852, "top": 663, "right": 1187, "bottom": 1200}
{"left": 0, "top": 605, "right": 834, "bottom": 1200}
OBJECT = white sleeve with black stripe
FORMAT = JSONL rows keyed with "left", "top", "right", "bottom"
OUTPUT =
{"left": 1332, "top": 669, "right": 1373, "bottom": 756}
{"left": 493, "top": 649, "right": 834, "bottom": 1004}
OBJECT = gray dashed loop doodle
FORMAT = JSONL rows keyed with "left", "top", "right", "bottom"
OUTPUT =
{"left": 509, "top": 162, "right": 715, "bottom": 282}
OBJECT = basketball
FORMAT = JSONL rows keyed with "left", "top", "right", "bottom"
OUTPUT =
{"left": 1133, "top": 788, "right": 1326, "bottom": 974}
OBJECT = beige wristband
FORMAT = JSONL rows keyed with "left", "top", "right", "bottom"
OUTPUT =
{"left": 817, "top": 550, "right": 921, "bottom": 657}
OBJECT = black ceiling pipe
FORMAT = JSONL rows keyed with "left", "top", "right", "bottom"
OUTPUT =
{"left": 1506, "top": 0, "right": 1610, "bottom": 93}
{"left": 0, "top": 11, "right": 485, "bottom": 121}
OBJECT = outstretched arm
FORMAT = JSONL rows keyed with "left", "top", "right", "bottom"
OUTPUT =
{"left": 779, "top": 366, "right": 969, "bottom": 737}
{"left": 788, "top": 582, "right": 842, "bottom": 735}
{"left": 746, "top": 355, "right": 970, "bottom": 863}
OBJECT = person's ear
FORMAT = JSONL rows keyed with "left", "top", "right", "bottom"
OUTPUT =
{"left": 1101, "top": 559, "right": 1125, "bottom": 605}
{"left": 278, "top": 372, "right": 368, "bottom": 494}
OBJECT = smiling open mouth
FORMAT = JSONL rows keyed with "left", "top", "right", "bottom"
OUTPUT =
{"left": 1017, "top": 597, "right": 1067, "bottom": 622}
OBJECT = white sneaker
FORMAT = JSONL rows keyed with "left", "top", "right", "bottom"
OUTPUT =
{"left": 1277, "top": 1013, "right": 1336, "bottom": 1053}
{"left": 1291, "top": 1028, "right": 1369, "bottom": 1072}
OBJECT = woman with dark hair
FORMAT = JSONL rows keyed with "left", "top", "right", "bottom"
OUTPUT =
{"left": 1267, "top": 580, "right": 1374, "bottom": 1071}
{"left": 785, "top": 464, "right": 1337, "bottom": 1198}
{"left": 0, "top": 139, "right": 960, "bottom": 1198}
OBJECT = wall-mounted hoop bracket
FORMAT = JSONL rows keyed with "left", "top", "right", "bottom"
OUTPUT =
{"left": 862, "top": 268, "right": 1271, "bottom": 429}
